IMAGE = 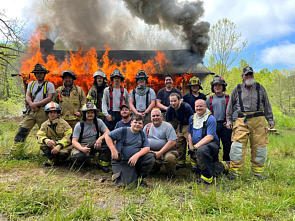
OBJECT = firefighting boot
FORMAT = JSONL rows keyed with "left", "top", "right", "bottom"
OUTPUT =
{"left": 253, "top": 173, "right": 267, "bottom": 180}
{"left": 43, "top": 159, "right": 55, "bottom": 167}
{"left": 227, "top": 173, "right": 239, "bottom": 180}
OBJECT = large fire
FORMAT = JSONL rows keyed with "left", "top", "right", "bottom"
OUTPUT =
{"left": 19, "top": 26, "right": 194, "bottom": 94}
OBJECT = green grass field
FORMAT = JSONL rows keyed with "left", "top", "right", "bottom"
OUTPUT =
{"left": 0, "top": 117, "right": 295, "bottom": 220}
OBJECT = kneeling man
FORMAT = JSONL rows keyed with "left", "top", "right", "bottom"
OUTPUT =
{"left": 105, "top": 114, "right": 155, "bottom": 186}
{"left": 188, "top": 99, "right": 228, "bottom": 184}
{"left": 37, "top": 102, "right": 72, "bottom": 166}
{"left": 144, "top": 109, "right": 177, "bottom": 176}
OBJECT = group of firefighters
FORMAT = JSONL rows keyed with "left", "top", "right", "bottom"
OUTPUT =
{"left": 11, "top": 63, "right": 274, "bottom": 186}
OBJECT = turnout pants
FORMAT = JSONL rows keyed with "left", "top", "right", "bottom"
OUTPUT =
{"left": 70, "top": 141, "right": 111, "bottom": 167}
{"left": 190, "top": 141, "right": 225, "bottom": 184}
{"left": 14, "top": 108, "right": 47, "bottom": 143}
{"left": 216, "top": 121, "right": 232, "bottom": 161}
{"left": 230, "top": 113, "right": 268, "bottom": 175}
{"left": 40, "top": 145, "right": 72, "bottom": 163}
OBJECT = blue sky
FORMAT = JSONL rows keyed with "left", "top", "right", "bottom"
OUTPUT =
{"left": 2, "top": 0, "right": 295, "bottom": 72}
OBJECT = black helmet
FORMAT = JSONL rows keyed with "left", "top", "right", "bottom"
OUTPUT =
{"left": 62, "top": 70, "right": 76, "bottom": 80}
{"left": 31, "top": 63, "right": 49, "bottom": 74}
{"left": 110, "top": 68, "right": 124, "bottom": 81}
{"left": 210, "top": 75, "right": 227, "bottom": 93}
{"left": 135, "top": 70, "right": 149, "bottom": 81}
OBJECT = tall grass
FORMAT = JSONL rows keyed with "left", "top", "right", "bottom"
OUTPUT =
{"left": 0, "top": 113, "right": 295, "bottom": 220}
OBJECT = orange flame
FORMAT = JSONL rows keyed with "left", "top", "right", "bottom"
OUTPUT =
{"left": 20, "top": 26, "right": 194, "bottom": 94}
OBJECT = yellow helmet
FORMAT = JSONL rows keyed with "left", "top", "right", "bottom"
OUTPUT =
{"left": 188, "top": 76, "right": 203, "bottom": 89}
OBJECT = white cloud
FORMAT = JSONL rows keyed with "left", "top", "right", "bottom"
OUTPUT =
{"left": 202, "top": 0, "right": 295, "bottom": 43}
{"left": 261, "top": 43, "right": 295, "bottom": 67}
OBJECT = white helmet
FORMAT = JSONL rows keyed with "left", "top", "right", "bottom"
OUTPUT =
{"left": 93, "top": 69, "right": 106, "bottom": 79}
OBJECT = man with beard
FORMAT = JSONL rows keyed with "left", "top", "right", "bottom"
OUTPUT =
{"left": 144, "top": 108, "right": 178, "bottom": 176}
{"left": 115, "top": 104, "right": 132, "bottom": 129}
{"left": 102, "top": 69, "right": 129, "bottom": 130}
{"left": 87, "top": 69, "right": 108, "bottom": 119}
{"left": 183, "top": 76, "right": 206, "bottom": 110}
{"left": 226, "top": 66, "right": 274, "bottom": 179}
{"left": 129, "top": 70, "right": 156, "bottom": 125}
{"left": 55, "top": 70, "right": 86, "bottom": 129}
{"left": 71, "top": 102, "right": 110, "bottom": 172}
{"left": 156, "top": 74, "right": 182, "bottom": 114}
{"left": 12, "top": 64, "right": 55, "bottom": 150}
{"left": 166, "top": 93, "right": 194, "bottom": 169}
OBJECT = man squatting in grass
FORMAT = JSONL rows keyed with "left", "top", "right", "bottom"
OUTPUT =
{"left": 71, "top": 102, "right": 111, "bottom": 172}
{"left": 37, "top": 102, "right": 72, "bottom": 167}
{"left": 188, "top": 99, "right": 229, "bottom": 184}
{"left": 105, "top": 114, "right": 155, "bottom": 186}
{"left": 143, "top": 108, "right": 178, "bottom": 176}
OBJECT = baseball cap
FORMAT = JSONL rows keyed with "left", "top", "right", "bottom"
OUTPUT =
{"left": 242, "top": 66, "right": 254, "bottom": 75}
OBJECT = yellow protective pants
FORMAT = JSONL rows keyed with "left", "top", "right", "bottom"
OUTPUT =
{"left": 230, "top": 113, "right": 269, "bottom": 175}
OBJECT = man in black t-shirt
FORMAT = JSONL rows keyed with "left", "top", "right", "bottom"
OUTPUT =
{"left": 156, "top": 74, "right": 182, "bottom": 113}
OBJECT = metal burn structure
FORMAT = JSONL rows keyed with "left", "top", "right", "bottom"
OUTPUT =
{"left": 15, "top": 39, "right": 212, "bottom": 95}
{"left": 39, "top": 39, "right": 212, "bottom": 93}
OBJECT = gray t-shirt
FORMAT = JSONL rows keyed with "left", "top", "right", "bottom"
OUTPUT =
{"left": 129, "top": 88, "right": 156, "bottom": 112}
{"left": 73, "top": 119, "right": 107, "bottom": 145}
{"left": 26, "top": 81, "right": 55, "bottom": 102}
{"left": 102, "top": 87, "right": 129, "bottom": 115}
{"left": 143, "top": 121, "right": 177, "bottom": 151}
{"left": 206, "top": 94, "right": 228, "bottom": 121}
{"left": 108, "top": 127, "right": 149, "bottom": 160}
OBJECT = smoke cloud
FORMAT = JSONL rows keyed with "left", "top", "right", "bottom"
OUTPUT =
{"left": 32, "top": 0, "right": 209, "bottom": 57}
{"left": 123, "top": 0, "right": 210, "bottom": 57}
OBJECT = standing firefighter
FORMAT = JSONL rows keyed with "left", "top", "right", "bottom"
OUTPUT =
{"left": 129, "top": 70, "right": 156, "bottom": 125}
{"left": 12, "top": 64, "right": 55, "bottom": 149}
{"left": 183, "top": 76, "right": 206, "bottom": 110}
{"left": 226, "top": 66, "right": 275, "bottom": 179}
{"left": 87, "top": 69, "right": 108, "bottom": 119}
{"left": 37, "top": 102, "right": 72, "bottom": 166}
{"left": 55, "top": 70, "right": 86, "bottom": 129}
{"left": 102, "top": 68, "right": 129, "bottom": 131}
{"left": 71, "top": 102, "right": 111, "bottom": 172}
{"left": 206, "top": 75, "right": 232, "bottom": 161}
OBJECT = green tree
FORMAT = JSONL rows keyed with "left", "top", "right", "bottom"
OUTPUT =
{"left": 207, "top": 18, "right": 247, "bottom": 76}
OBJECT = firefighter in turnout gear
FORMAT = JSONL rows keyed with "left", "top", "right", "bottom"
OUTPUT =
{"left": 37, "top": 102, "right": 72, "bottom": 167}
{"left": 87, "top": 69, "right": 108, "bottom": 119}
{"left": 102, "top": 68, "right": 129, "bottom": 130}
{"left": 71, "top": 102, "right": 111, "bottom": 172}
{"left": 226, "top": 66, "right": 275, "bottom": 179}
{"left": 55, "top": 70, "right": 86, "bottom": 129}
{"left": 206, "top": 75, "right": 232, "bottom": 161}
{"left": 12, "top": 63, "right": 55, "bottom": 151}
